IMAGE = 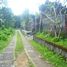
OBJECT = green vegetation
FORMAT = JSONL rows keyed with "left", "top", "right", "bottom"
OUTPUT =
{"left": 28, "top": 60, "right": 35, "bottom": 67}
{"left": 0, "top": 7, "right": 16, "bottom": 28}
{"left": 15, "top": 31, "right": 24, "bottom": 57}
{"left": 0, "top": 28, "right": 14, "bottom": 53}
{"left": 30, "top": 40, "right": 67, "bottom": 67}
{"left": 36, "top": 33, "right": 67, "bottom": 48}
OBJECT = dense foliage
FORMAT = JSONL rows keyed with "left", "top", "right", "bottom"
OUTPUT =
{"left": 0, "top": 28, "right": 14, "bottom": 52}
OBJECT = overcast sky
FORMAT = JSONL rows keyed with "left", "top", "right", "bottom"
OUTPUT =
{"left": 8, "top": 0, "right": 66, "bottom": 15}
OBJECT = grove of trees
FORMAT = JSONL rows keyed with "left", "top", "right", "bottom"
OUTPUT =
{"left": 26, "top": 0, "right": 67, "bottom": 39}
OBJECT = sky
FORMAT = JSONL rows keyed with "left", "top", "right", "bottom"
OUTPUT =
{"left": 8, "top": 0, "right": 65, "bottom": 15}
{"left": 8, "top": 0, "right": 45, "bottom": 15}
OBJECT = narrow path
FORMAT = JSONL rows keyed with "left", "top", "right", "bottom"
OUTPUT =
{"left": 0, "top": 35, "right": 16, "bottom": 67}
{"left": 15, "top": 52, "right": 29, "bottom": 67}
{"left": 19, "top": 30, "right": 52, "bottom": 67}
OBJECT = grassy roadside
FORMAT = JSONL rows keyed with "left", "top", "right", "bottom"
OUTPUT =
{"left": 30, "top": 40, "right": 67, "bottom": 67}
{"left": 0, "top": 34, "right": 14, "bottom": 53}
{"left": 15, "top": 31, "right": 24, "bottom": 57}
{"left": 28, "top": 59, "right": 35, "bottom": 67}
{"left": 36, "top": 33, "right": 67, "bottom": 48}
{"left": 0, "top": 28, "right": 14, "bottom": 53}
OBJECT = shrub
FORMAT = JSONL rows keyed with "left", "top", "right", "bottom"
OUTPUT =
{"left": 60, "top": 31, "right": 67, "bottom": 39}
{"left": 0, "top": 34, "right": 7, "bottom": 41}
{"left": 3, "top": 28, "right": 11, "bottom": 35}
{"left": 0, "top": 28, "right": 14, "bottom": 41}
{"left": 45, "top": 34, "right": 50, "bottom": 38}
{"left": 52, "top": 37, "right": 60, "bottom": 42}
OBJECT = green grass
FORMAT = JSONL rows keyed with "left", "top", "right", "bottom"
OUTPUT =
{"left": 30, "top": 40, "right": 67, "bottom": 67}
{"left": 0, "top": 36, "right": 13, "bottom": 53}
{"left": 28, "top": 59, "right": 35, "bottom": 67}
{"left": 36, "top": 33, "right": 67, "bottom": 48}
{"left": 15, "top": 31, "right": 24, "bottom": 57}
{"left": 0, "top": 28, "right": 14, "bottom": 53}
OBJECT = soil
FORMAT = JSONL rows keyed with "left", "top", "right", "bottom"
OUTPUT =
{"left": 15, "top": 52, "right": 29, "bottom": 67}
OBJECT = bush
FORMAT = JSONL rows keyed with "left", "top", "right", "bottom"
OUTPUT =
{"left": 60, "top": 31, "right": 67, "bottom": 39}
{"left": 52, "top": 37, "right": 60, "bottom": 42}
{"left": 0, "top": 28, "right": 14, "bottom": 41}
{"left": 44, "top": 34, "right": 50, "bottom": 38}
{"left": 3, "top": 28, "right": 13, "bottom": 35}
{"left": 0, "top": 34, "right": 7, "bottom": 41}
{"left": 2, "top": 34, "right": 7, "bottom": 41}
